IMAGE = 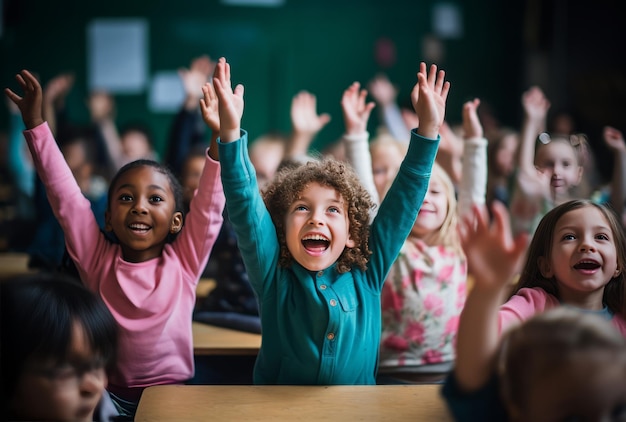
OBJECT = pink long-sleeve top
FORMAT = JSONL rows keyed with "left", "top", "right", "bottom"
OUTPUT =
{"left": 24, "top": 122, "right": 225, "bottom": 392}
{"left": 498, "top": 287, "right": 626, "bottom": 337}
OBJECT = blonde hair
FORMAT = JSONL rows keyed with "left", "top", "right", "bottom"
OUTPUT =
{"left": 417, "top": 162, "right": 462, "bottom": 253}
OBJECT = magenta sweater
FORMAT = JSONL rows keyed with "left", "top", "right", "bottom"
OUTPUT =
{"left": 24, "top": 122, "right": 225, "bottom": 392}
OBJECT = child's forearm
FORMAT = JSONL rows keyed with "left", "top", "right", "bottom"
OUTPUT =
{"left": 454, "top": 284, "right": 508, "bottom": 392}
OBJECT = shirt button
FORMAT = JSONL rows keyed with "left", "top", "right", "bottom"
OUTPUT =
{"left": 320, "top": 284, "right": 327, "bottom": 290}
{"left": 317, "top": 271, "right": 324, "bottom": 277}
{"left": 330, "top": 299, "right": 337, "bottom": 307}
{"left": 327, "top": 333, "right": 335, "bottom": 340}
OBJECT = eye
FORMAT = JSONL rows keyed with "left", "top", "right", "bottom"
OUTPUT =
{"left": 328, "top": 206, "right": 340, "bottom": 213}
{"left": 149, "top": 195, "right": 164, "bottom": 203}
{"left": 47, "top": 364, "right": 77, "bottom": 382}
{"left": 118, "top": 194, "right": 133, "bottom": 202}
{"left": 562, "top": 234, "right": 576, "bottom": 241}
{"left": 295, "top": 205, "right": 308, "bottom": 212}
{"left": 596, "top": 233, "right": 610, "bottom": 241}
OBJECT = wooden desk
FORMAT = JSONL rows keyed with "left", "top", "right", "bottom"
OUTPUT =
{"left": 135, "top": 384, "right": 452, "bottom": 421}
{"left": 0, "top": 252, "right": 36, "bottom": 280}
{"left": 196, "top": 278, "right": 216, "bottom": 298}
{"left": 193, "top": 321, "right": 261, "bottom": 356}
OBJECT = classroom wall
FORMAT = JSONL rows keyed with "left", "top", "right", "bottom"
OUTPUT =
{"left": 1, "top": 0, "right": 525, "bottom": 155}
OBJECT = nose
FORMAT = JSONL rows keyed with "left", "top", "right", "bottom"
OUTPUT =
{"left": 131, "top": 199, "right": 148, "bottom": 215}
{"left": 79, "top": 369, "right": 106, "bottom": 397}
{"left": 308, "top": 210, "right": 324, "bottom": 226}
{"left": 579, "top": 239, "right": 596, "bottom": 252}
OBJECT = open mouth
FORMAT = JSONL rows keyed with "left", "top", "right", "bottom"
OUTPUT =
{"left": 129, "top": 223, "right": 151, "bottom": 233}
{"left": 301, "top": 234, "right": 330, "bottom": 254}
{"left": 573, "top": 260, "right": 601, "bottom": 271}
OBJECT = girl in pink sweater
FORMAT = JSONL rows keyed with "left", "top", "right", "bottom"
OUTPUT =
{"left": 5, "top": 69, "right": 225, "bottom": 417}
{"left": 453, "top": 199, "right": 626, "bottom": 396}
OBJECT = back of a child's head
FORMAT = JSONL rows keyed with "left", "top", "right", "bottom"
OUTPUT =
{"left": 263, "top": 157, "right": 374, "bottom": 273}
{"left": 0, "top": 273, "right": 118, "bottom": 419}
{"left": 516, "top": 199, "right": 626, "bottom": 315}
{"left": 119, "top": 121, "right": 155, "bottom": 160}
{"left": 498, "top": 307, "right": 626, "bottom": 421}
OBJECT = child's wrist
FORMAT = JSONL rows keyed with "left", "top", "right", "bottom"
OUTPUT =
{"left": 220, "top": 128, "right": 241, "bottom": 142}
{"left": 25, "top": 118, "right": 45, "bottom": 130}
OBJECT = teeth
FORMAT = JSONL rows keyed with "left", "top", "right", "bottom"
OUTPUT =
{"left": 302, "top": 234, "right": 329, "bottom": 241}
{"left": 130, "top": 223, "right": 150, "bottom": 230}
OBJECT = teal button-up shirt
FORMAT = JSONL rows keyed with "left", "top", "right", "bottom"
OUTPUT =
{"left": 218, "top": 129, "right": 438, "bottom": 384}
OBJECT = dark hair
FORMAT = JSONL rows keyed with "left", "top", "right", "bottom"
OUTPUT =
{"left": 262, "top": 158, "right": 374, "bottom": 273}
{"left": 514, "top": 199, "right": 626, "bottom": 317}
{"left": 0, "top": 273, "right": 118, "bottom": 410}
{"left": 107, "top": 159, "right": 185, "bottom": 243}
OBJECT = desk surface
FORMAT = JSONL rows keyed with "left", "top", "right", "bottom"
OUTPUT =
{"left": 135, "top": 384, "right": 452, "bottom": 421}
{"left": 193, "top": 321, "right": 261, "bottom": 356}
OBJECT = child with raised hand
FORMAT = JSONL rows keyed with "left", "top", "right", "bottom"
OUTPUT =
{"left": 509, "top": 86, "right": 588, "bottom": 236}
{"left": 445, "top": 199, "right": 626, "bottom": 419}
{"left": 603, "top": 126, "right": 626, "bottom": 225}
{"left": 214, "top": 57, "right": 449, "bottom": 384}
{"left": 5, "top": 69, "right": 226, "bottom": 417}
{"left": 340, "top": 91, "right": 486, "bottom": 383}
{"left": 1, "top": 273, "right": 118, "bottom": 422}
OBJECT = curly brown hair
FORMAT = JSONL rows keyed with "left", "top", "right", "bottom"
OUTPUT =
{"left": 262, "top": 158, "right": 375, "bottom": 273}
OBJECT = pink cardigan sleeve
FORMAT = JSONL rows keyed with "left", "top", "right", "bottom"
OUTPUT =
{"left": 498, "top": 287, "right": 560, "bottom": 333}
{"left": 23, "top": 122, "right": 112, "bottom": 276}
{"left": 170, "top": 151, "right": 225, "bottom": 284}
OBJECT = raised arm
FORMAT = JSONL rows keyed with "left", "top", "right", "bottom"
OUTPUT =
{"left": 5, "top": 70, "right": 45, "bottom": 130}
{"left": 340, "top": 81, "right": 378, "bottom": 205}
{"left": 200, "top": 81, "right": 220, "bottom": 161}
{"left": 288, "top": 90, "right": 331, "bottom": 160}
{"left": 457, "top": 98, "right": 488, "bottom": 217}
{"left": 603, "top": 126, "right": 626, "bottom": 216}
{"left": 212, "top": 57, "right": 244, "bottom": 144}
{"left": 42, "top": 72, "right": 74, "bottom": 137}
{"left": 454, "top": 202, "right": 528, "bottom": 392}
{"left": 410, "top": 62, "right": 450, "bottom": 139}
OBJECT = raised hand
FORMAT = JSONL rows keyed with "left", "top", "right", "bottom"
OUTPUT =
{"left": 340, "top": 82, "right": 375, "bottom": 136}
{"left": 459, "top": 202, "right": 528, "bottom": 292}
{"left": 603, "top": 126, "right": 626, "bottom": 152}
{"left": 368, "top": 73, "right": 397, "bottom": 107}
{"left": 462, "top": 98, "right": 483, "bottom": 139}
{"left": 410, "top": 62, "right": 450, "bottom": 139}
{"left": 179, "top": 55, "right": 215, "bottom": 110}
{"left": 290, "top": 90, "right": 331, "bottom": 137}
{"left": 5, "top": 69, "right": 44, "bottom": 129}
{"left": 521, "top": 86, "right": 550, "bottom": 125}
{"left": 43, "top": 72, "right": 74, "bottom": 106}
{"left": 212, "top": 57, "right": 244, "bottom": 143}
{"left": 200, "top": 82, "right": 220, "bottom": 133}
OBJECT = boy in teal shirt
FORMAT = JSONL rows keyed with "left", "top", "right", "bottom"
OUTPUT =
{"left": 212, "top": 58, "right": 450, "bottom": 384}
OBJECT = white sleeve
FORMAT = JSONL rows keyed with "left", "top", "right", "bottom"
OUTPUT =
{"left": 458, "top": 137, "right": 488, "bottom": 217}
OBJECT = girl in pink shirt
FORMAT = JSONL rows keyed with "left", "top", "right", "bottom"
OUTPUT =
{"left": 453, "top": 199, "right": 626, "bottom": 396}
{"left": 5, "top": 69, "right": 225, "bottom": 418}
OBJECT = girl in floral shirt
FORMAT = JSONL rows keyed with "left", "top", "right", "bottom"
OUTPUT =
{"left": 341, "top": 92, "right": 487, "bottom": 383}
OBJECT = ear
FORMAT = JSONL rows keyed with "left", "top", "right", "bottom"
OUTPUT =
{"left": 104, "top": 211, "right": 113, "bottom": 232}
{"left": 538, "top": 256, "right": 553, "bottom": 278}
{"left": 345, "top": 236, "right": 356, "bottom": 249}
{"left": 170, "top": 212, "right": 183, "bottom": 234}
{"left": 614, "top": 266, "right": 621, "bottom": 278}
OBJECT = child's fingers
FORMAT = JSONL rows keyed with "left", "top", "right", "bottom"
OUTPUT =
{"left": 434, "top": 69, "right": 445, "bottom": 94}
{"left": 234, "top": 84, "right": 245, "bottom": 98}
{"left": 427, "top": 64, "right": 437, "bottom": 89}
{"left": 4, "top": 88, "right": 21, "bottom": 103}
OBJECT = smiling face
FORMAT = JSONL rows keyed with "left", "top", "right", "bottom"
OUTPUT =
{"left": 284, "top": 182, "right": 355, "bottom": 272}
{"left": 539, "top": 206, "right": 619, "bottom": 309}
{"left": 410, "top": 171, "right": 449, "bottom": 242}
{"left": 10, "top": 322, "right": 107, "bottom": 422}
{"left": 105, "top": 165, "right": 183, "bottom": 262}
{"left": 534, "top": 140, "right": 583, "bottom": 198}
